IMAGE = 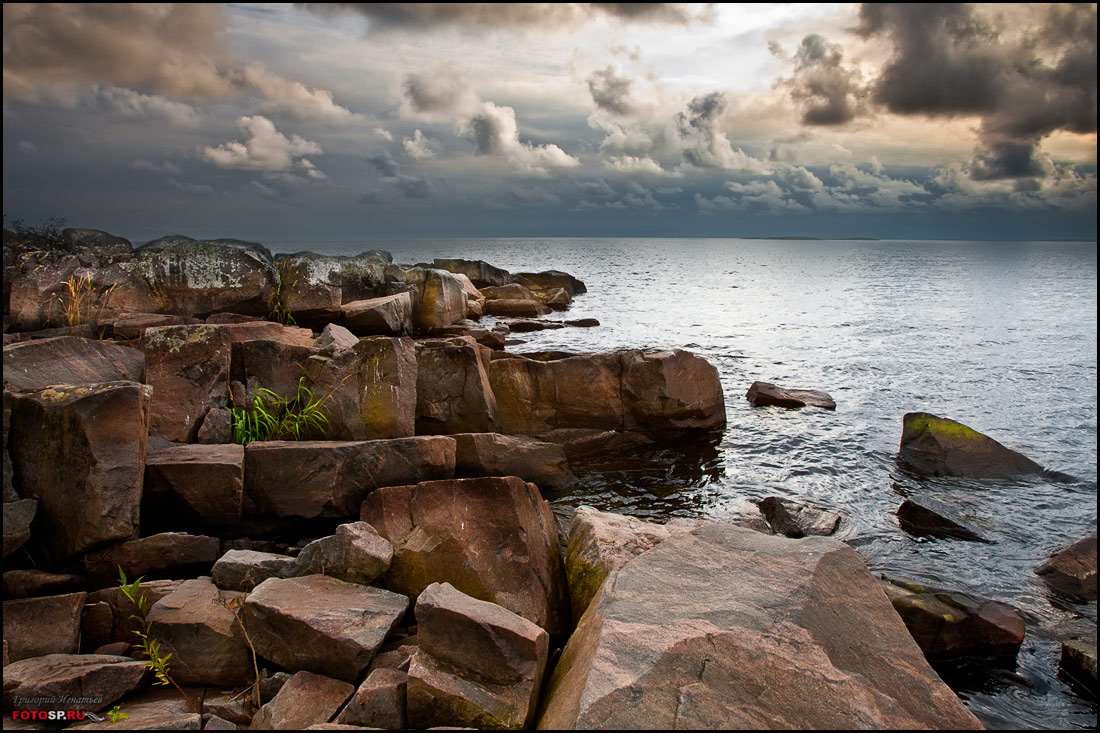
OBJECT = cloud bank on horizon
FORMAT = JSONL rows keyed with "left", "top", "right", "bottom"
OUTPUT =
{"left": 2, "top": 2, "right": 1095, "bottom": 241}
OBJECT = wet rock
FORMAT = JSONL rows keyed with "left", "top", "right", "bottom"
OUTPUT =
{"left": 534, "top": 287, "right": 572, "bottom": 310}
{"left": 314, "top": 323, "right": 359, "bottom": 353}
{"left": 415, "top": 337, "right": 499, "bottom": 434}
{"left": 406, "top": 583, "right": 548, "bottom": 730}
{"left": 3, "top": 336, "right": 144, "bottom": 392}
{"left": 483, "top": 299, "right": 552, "bottom": 318}
{"left": 143, "top": 324, "right": 231, "bottom": 442}
{"left": 244, "top": 437, "right": 455, "bottom": 518}
{"left": 513, "top": 270, "right": 586, "bottom": 297}
{"left": 293, "top": 522, "right": 393, "bottom": 585}
{"left": 1036, "top": 533, "right": 1097, "bottom": 601}
{"left": 564, "top": 318, "right": 599, "bottom": 327}
{"left": 301, "top": 336, "right": 418, "bottom": 440}
{"left": 3, "top": 569, "right": 83, "bottom": 599}
{"left": 539, "top": 523, "right": 982, "bottom": 730}
{"left": 251, "top": 671, "right": 354, "bottom": 730}
{"left": 144, "top": 443, "right": 244, "bottom": 526}
{"left": 2, "top": 654, "right": 148, "bottom": 712}
{"left": 621, "top": 349, "right": 726, "bottom": 431}
{"left": 881, "top": 576, "right": 1026, "bottom": 659}
{"left": 3, "top": 592, "right": 86, "bottom": 662}
{"left": 84, "top": 533, "right": 221, "bottom": 586}
{"left": 481, "top": 283, "right": 537, "bottom": 301}
{"left": 9, "top": 381, "right": 150, "bottom": 559}
{"left": 361, "top": 476, "right": 568, "bottom": 635}
{"left": 1060, "top": 638, "right": 1097, "bottom": 692}
{"left": 405, "top": 268, "right": 467, "bottom": 330}
{"left": 758, "top": 496, "right": 849, "bottom": 538}
{"left": 243, "top": 575, "right": 409, "bottom": 682}
{"left": 342, "top": 293, "right": 414, "bottom": 336}
{"left": 211, "top": 549, "right": 297, "bottom": 592}
{"left": 134, "top": 235, "right": 278, "bottom": 318}
{"left": 3, "top": 498, "right": 36, "bottom": 558}
{"left": 898, "top": 412, "right": 1043, "bottom": 478}
{"left": 564, "top": 506, "right": 695, "bottom": 623}
{"left": 897, "top": 497, "right": 991, "bottom": 543}
{"left": 433, "top": 259, "right": 511, "bottom": 288}
{"left": 104, "top": 312, "right": 200, "bottom": 340}
{"left": 147, "top": 578, "right": 252, "bottom": 687}
{"left": 538, "top": 428, "right": 654, "bottom": 460}
{"left": 453, "top": 432, "right": 575, "bottom": 489}
{"left": 334, "top": 667, "right": 407, "bottom": 729}
{"left": 746, "top": 380, "right": 836, "bottom": 410}
{"left": 506, "top": 319, "right": 565, "bottom": 332}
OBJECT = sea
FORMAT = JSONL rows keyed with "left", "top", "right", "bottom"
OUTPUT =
{"left": 271, "top": 237, "right": 1097, "bottom": 730}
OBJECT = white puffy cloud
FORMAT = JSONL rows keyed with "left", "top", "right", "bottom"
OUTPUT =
{"left": 201, "top": 116, "right": 322, "bottom": 173}
{"left": 403, "top": 129, "right": 442, "bottom": 160}
{"left": 240, "top": 65, "right": 354, "bottom": 123}
{"left": 465, "top": 101, "right": 580, "bottom": 173}
{"left": 95, "top": 86, "right": 201, "bottom": 128}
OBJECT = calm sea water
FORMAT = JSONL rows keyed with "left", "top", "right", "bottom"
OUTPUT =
{"left": 273, "top": 238, "right": 1097, "bottom": 729}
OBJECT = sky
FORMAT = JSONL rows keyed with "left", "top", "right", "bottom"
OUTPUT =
{"left": 2, "top": 3, "right": 1096, "bottom": 242}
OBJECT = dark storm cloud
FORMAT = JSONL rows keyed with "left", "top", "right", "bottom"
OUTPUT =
{"left": 402, "top": 72, "right": 477, "bottom": 115}
{"left": 855, "top": 3, "right": 1097, "bottom": 178}
{"left": 587, "top": 66, "right": 636, "bottom": 115}
{"left": 301, "top": 3, "right": 711, "bottom": 30}
{"left": 367, "top": 151, "right": 435, "bottom": 197}
{"left": 778, "top": 34, "right": 865, "bottom": 126}
{"left": 368, "top": 152, "right": 402, "bottom": 178}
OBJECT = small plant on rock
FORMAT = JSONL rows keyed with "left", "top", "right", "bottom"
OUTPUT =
{"left": 52, "top": 272, "right": 117, "bottom": 335}
{"left": 231, "top": 376, "right": 333, "bottom": 445}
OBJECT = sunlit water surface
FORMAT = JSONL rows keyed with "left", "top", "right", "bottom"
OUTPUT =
{"left": 273, "top": 238, "right": 1097, "bottom": 729}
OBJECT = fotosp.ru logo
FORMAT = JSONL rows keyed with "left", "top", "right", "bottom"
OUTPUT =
{"left": 10, "top": 710, "right": 104, "bottom": 722}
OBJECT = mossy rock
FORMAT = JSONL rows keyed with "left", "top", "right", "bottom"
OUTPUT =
{"left": 897, "top": 412, "right": 1043, "bottom": 479}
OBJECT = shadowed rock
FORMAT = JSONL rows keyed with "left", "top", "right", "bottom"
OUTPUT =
{"left": 898, "top": 412, "right": 1043, "bottom": 478}
{"left": 335, "top": 667, "right": 407, "bottom": 729}
{"left": 897, "top": 497, "right": 991, "bottom": 543}
{"left": 3, "top": 499, "right": 36, "bottom": 558}
{"left": 538, "top": 522, "right": 983, "bottom": 730}
{"left": 144, "top": 443, "right": 244, "bottom": 526}
{"left": 250, "top": 671, "right": 354, "bottom": 730}
{"left": 3, "top": 592, "right": 86, "bottom": 662}
{"left": 453, "top": 432, "right": 575, "bottom": 489}
{"left": 513, "top": 270, "right": 586, "bottom": 297}
{"left": 483, "top": 299, "right": 552, "bottom": 318}
{"left": 84, "top": 533, "right": 221, "bottom": 586}
{"left": 746, "top": 380, "right": 836, "bottom": 410}
{"left": 70, "top": 687, "right": 201, "bottom": 730}
{"left": 415, "top": 337, "right": 499, "bottom": 434}
{"left": 432, "top": 258, "right": 512, "bottom": 288}
{"left": 293, "top": 521, "right": 393, "bottom": 585}
{"left": 1036, "top": 533, "right": 1097, "bottom": 601}
{"left": 211, "top": 549, "right": 297, "bottom": 592}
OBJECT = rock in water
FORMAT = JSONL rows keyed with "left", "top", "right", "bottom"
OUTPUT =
{"left": 538, "top": 522, "right": 982, "bottom": 730}
{"left": 746, "top": 381, "right": 836, "bottom": 410}
{"left": 1036, "top": 533, "right": 1097, "bottom": 601}
{"left": 897, "top": 412, "right": 1043, "bottom": 478}
{"left": 896, "top": 496, "right": 990, "bottom": 543}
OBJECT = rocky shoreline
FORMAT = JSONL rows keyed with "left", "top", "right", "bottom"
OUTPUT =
{"left": 3, "top": 228, "right": 1095, "bottom": 729}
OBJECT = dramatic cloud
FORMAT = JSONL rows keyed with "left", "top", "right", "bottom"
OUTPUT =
{"left": 587, "top": 66, "right": 636, "bottom": 115}
{"left": 677, "top": 92, "right": 770, "bottom": 172}
{"left": 368, "top": 151, "right": 435, "bottom": 198}
{"left": 465, "top": 101, "right": 580, "bottom": 172}
{"left": 402, "top": 71, "right": 479, "bottom": 116}
{"left": 855, "top": 3, "right": 1097, "bottom": 179}
{"left": 239, "top": 65, "right": 354, "bottom": 123}
{"left": 777, "top": 34, "right": 865, "bottom": 126}
{"left": 3, "top": 4, "right": 231, "bottom": 102}
{"left": 303, "top": 3, "right": 712, "bottom": 31}
{"left": 202, "top": 116, "right": 322, "bottom": 173}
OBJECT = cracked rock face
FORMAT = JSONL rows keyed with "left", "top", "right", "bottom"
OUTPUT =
{"left": 538, "top": 522, "right": 982, "bottom": 730}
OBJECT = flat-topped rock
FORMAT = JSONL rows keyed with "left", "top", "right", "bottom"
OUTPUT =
{"left": 538, "top": 522, "right": 982, "bottom": 730}
{"left": 483, "top": 298, "right": 552, "bottom": 318}
{"left": 84, "top": 532, "right": 221, "bottom": 585}
{"left": 293, "top": 521, "right": 393, "bottom": 585}
{"left": 513, "top": 270, "right": 586, "bottom": 297}
{"left": 898, "top": 412, "right": 1043, "bottom": 478}
{"left": 243, "top": 575, "right": 409, "bottom": 682}
{"left": 415, "top": 337, "right": 499, "bottom": 434}
{"left": 211, "top": 549, "right": 297, "bottom": 592}
{"left": 69, "top": 687, "right": 202, "bottom": 730}
{"left": 144, "top": 443, "right": 244, "bottom": 526}
{"left": 244, "top": 437, "right": 455, "bottom": 518}
{"left": 746, "top": 380, "right": 836, "bottom": 410}
{"left": 3, "top": 654, "right": 148, "bottom": 713}
{"left": 342, "top": 293, "right": 414, "bottom": 336}
{"left": 453, "top": 432, "right": 575, "bottom": 489}
{"left": 335, "top": 667, "right": 407, "bottom": 729}
{"left": 433, "top": 259, "right": 511, "bottom": 288}
{"left": 3, "top": 336, "right": 144, "bottom": 391}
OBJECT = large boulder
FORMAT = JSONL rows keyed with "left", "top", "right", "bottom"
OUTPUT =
{"left": 1036, "top": 533, "right": 1097, "bottom": 601}
{"left": 361, "top": 476, "right": 568, "bottom": 636}
{"left": 2, "top": 654, "right": 148, "bottom": 713}
{"left": 405, "top": 268, "right": 467, "bottom": 330}
{"left": 483, "top": 299, "right": 552, "bottom": 318}
{"left": 746, "top": 381, "right": 836, "bottom": 410}
{"left": 243, "top": 575, "right": 409, "bottom": 682}
{"left": 415, "top": 337, "right": 499, "bottom": 434}
{"left": 84, "top": 579, "right": 184, "bottom": 648}
{"left": 133, "top": 236, "right": 278, "bottom": 318}
{"left": 244, "top": 437, "right": 455, "bottom": 518}
{"left": 300, "top": 336, "right": 418, "bottom": 440}
{"left": 897, "top": 412, "right": 1043, "bottom": 478}
{"left": 481, "top": 284, "right": 537, "bottom": 301}
{"left": 143, "top": 443, "right": 244, "bottom": 526}
{"left": 538, "top": 522, "right": 982, "bottom": 730}
{"left": 147, "top": 577, "right": 253, "bottom": 687}
{"left": 211, "top": 549, "right": 297, "bottom": 592}
{"left": 432, "top": 259, "right": 511, "bottom": 288}
{"left": 621, "top": 349, "right": 726, "bottom": 431}
{"left": 229, "top": 339, "right": 318, "bottom": 407}
{"left": 342, "top": 293, "right": 414, "bottom": 336}
{"left": 250, "top": 671, "right": 354, "bottom": 730}
{"left": 143, "top": 324, "right": 231, "bottom": 442}
{"left": 83, "top": 532, "right": 221, "bottom": 586}
{"left": 881, "top": 576, "right": 1026, "bottom": 659}
{"left": 70, "top": 687, "right": 201, "bottom": 730}
{"left": 406, "top": 583, "right": 549, "bottom": 730}
{"left": 3, "top": 592, "right": 86, "bottom": 662}
{"left": 453, "top": 432, "right": 575, "bottom": 489}
{"left": 9, "top": 381, "right": 150, "bottom": 560}
{"left": 513, "top": 270, "right": 586, "bottom": 297}
{"left": 99, "top": 311, "right": 200, "bottom": 340}
{"left": 3, "top": 336, "right": 144, "bottom": 392}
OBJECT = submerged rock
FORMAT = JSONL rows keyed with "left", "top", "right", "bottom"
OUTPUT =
{"left": 538, "top": 522, "right": 982, "bottom": 730}
{"left": 1060, "top": 638, "right": 1098, "bottom": 692}
{"left": 897, "top": 412, "right": 1043, "bottom": 478}
{"left": 896, "top": 496, "right": 991, "bottom": 543}
{"left": 881, "top": 576, "right": 1026, "bottom": 659}
{"left": 746, "top": 380, "right": 836, "bottom": 410}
